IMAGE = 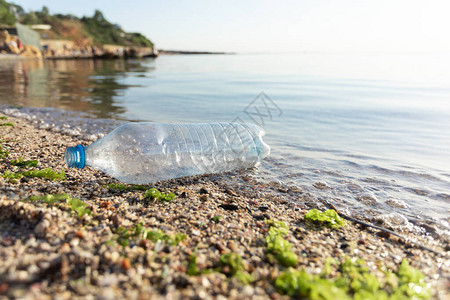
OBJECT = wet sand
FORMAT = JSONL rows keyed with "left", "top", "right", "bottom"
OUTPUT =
{"left": 0, "top": 114, "right": 448, "bottom": 299}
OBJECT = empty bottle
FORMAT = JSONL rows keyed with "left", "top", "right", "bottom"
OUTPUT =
{"left": 65, "top": 122, "right": 270, "bottom": 184}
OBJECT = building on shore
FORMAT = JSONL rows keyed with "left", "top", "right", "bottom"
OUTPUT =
{"left": 0, "top": 23, "right": 42, "bottom": 58}
{"left": 1, "top": 23, "right": 158, "bottom": 59}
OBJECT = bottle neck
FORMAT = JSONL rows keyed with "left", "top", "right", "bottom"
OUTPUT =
{"left": 65, "top": 144, "right": 86, "bottom": 169}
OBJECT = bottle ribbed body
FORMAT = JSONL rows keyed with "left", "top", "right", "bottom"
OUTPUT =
{"left": 82, "top": 122, "right": 270, "bottom": 184}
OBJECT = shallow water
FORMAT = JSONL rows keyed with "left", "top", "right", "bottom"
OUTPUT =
{"left": 1, "top": 53, "right": 449, "bottom": 239}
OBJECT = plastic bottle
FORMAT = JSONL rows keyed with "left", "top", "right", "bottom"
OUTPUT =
{"left": 65, "top": 122, "right": 270, "bottom": 184}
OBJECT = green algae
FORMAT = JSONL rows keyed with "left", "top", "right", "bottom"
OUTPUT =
{"left": 0, "top": 116, "right": 7, "bottom": 120}
{"left": 0, "top": 145, "right": 9, "bottom": 159}
{"left": 276, "top": 268, "right": 349, "bottom": 300}
{"left": 144, "top": 229, "right": 186, "bottom": 245}
{"left": 211, "top": 216, "right": 222, "bottom": 223}
{"left": 144, "top": 188, "right": 175, "bottom": 202}
{"left": 116, "top": 226, "right": 132, "bottom": 247}
{"left": 106, "top": 184, "right": 175, "bottom": 203}
{"left": 116, "top": 223, "right": 186, "bottom": 248}
{"left": 219, "top": 253, "right": 254, "bottom": 284}
{"left": 10, "top": 157, "right": 38, "bottom": 168}
{"left": 0, "top": 122, "right": 14, "bottom": 126}
{"left": 233, "top": 270, "right": 254, "bottom": 285}
{"left": 219, "top": 253, "right": 244, "bottom": 274}
{"left": 187, "top": 251, "right": 253, "bottom": 284}
{"left": 25, "top": 193, "right": 90, "bottom": 217}
{"left": 22, "top": 168, "right": 66, "bottom": 180}
{"left": 28, "top": 193, "right": 69, "bottom": 205}
{"left": 2, "top": 170, "right": 23, "bottom": 179}
{"left": 391, "top": 260, "right": 431, "bottom": 299}
{"left": 265, "top": 220, "right": 298, "bottom": 267}
{"left": 304, "top": 209, "right": 345, "bottom": 229}
{"left": 67, "top": 197, "right": 91, "bottom": 217}
{"left": 2, "top": 167, "right": 65, "bottom": 181}
{"left": 275, "top": 258, "right": 431, "bottom": 300}
{"left": 186, "top": 252, "right": 201, "bottom": 276}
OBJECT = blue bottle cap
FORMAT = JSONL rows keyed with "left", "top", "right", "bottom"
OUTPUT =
{"left": 65, "top": 144, "right": 86, "bottom": 169}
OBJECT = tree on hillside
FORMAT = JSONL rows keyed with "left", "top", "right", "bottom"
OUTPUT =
{"left": 1, "top": 1, "right": 154, "bottom": 48}
{"left": 93, "top": 9, "right": 105, "bottom": 23}
{"left": 41, "top": 6, "right": 49, "bottom": 16}
{"left": 0, "top": 0, "right": 17, "bottom": 25}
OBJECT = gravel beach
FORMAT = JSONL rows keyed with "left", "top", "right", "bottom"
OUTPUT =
{"left": 0, "top": 114, "right": 448, "bottom": 299}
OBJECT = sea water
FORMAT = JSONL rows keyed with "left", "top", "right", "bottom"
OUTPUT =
{"left": 1, "top": 53, "right": 449, "bottom": 239}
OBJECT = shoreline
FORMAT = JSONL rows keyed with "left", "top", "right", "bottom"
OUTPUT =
{"left": 0, "top": 53, "right": 34, "bottom": 60}
{"left": 0, "top": 53, "right": 158, "bottom": 61}
{"left": 158, "top": 50, "right": 234, "bottom": 55}
{"left": 0, "top": 114, "right": 448, "bottom": 299}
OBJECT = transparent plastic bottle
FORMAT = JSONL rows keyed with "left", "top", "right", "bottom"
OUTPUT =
{"left": 65, "top": 122, "right": 270, "bottom": 184}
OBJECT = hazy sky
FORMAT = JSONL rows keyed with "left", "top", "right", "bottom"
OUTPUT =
{"left": 11, "top": 0, "right": 450, "bottom": 53}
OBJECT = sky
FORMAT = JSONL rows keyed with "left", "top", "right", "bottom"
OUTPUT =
{"left": 11, "top": 0, "right": 450, "bottom": 53}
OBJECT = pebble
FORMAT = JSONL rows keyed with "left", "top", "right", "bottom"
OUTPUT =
{"left": 110, "top": 251, "right": 120, "bottom": 263}
{"left": 34, "top": 219, "right": 50, "bottom": 235}
{"left": 227, "top": 241, "right": 238, "bottom": 252}
{"left": 218, "top": 204, "right": 239, "bottom": 211}
{"left": 198, "top": 188, "right": 209, "bottom": 195}
{"left": 75, "top": 230, "right": 85, "bottom": 239}
{"left": 154, "top": 240, "right": 164, "bottom": 252}
{"left": 38, "top": 242, "right": 51, "bottom": 251}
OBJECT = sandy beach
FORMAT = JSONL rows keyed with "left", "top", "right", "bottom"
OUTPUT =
{"left": 0, "top": 114, "right": 448, "bottom": 299}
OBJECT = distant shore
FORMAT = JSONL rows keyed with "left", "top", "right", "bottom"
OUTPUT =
{"left": 159, "top": 49, "right": 235, "bottom": 55}
{"left": 1, "top": 49, "right": 233, "bottom": 60}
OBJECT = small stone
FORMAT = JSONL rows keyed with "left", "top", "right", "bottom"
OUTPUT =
{"left": 111, "top": 214, "right": 122, "bottom": 227}
{"left": 100, "top": 201, "right": 112, "bottom": 208}
{"left": 42, "top": 213, "right": 52, "bottom": 221}
{"left": 34, "top": 219, "right": 50, "bottom": 235}
{"left": 38, "top": 242, "right": 51, "bottom": 251}
{"left": 110, "top": 251, "right": 120, "bottom": 263}
{"left": 139, "top": 239, "right": 152, "bottom": 249}
{"left": 243, "top": 285, "right": 254, "bottom": 296}
{"left": 313, "top": 182, "right": 329, "bottom": 190}
{"left": 215, "top": 243, "right": 226, "bottom": 253}
{"left": 0, "top": 283, "right": 8, "bottom": 294}
{"left": 201, "top": 277, "right": 211, "bottom": 288}
{"left": 98, "top": 288, "right": 116, "bottom": 300}
{"left": 122, "top": 258, "right": 131, "bottom": 270}
{"left": 253, "top": 214, "right": 269, "bottom": 220}
{"left": 227, "top": 241, "right": 238, "bottom": 252}
{"left": 2, "top": 236, "right": 12, "bottom": 246}
{"left": 75, "top": 230, "right": 85, "bottom": 239}
{"left": 198, "top": 188, "right": 209, "bottom": 195}
{"left": 70, "top": 238, "right": 79, "bottom": 247}
{"left": 98, "top": 274, "right": 118, "bottom": 287}
{"left": 224, "top": 189, "right": 236, "bottom": 196}
{"left": 154, "top": 240, "right": 164, "bottom": 252}
{"left": 250, "top": 255, "right": 261, "bottom": 263}
{"left": 60, "top": 243, "right": 70, "bottom": 253}
{"left": 219, "top": 204, "right": 239, "bottom": 211}
{"left": 377, "top": 231, "right": 390, "bottom": 239}
{"left": 173, "top": 275, "right": 190, "bottom": 288}
{"left": 340, "top": 242, "right": 350, "bottom": 250}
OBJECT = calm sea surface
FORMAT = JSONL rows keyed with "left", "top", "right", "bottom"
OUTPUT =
{"left": 1, "top": 53, "right": 449, "bottom": 238}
